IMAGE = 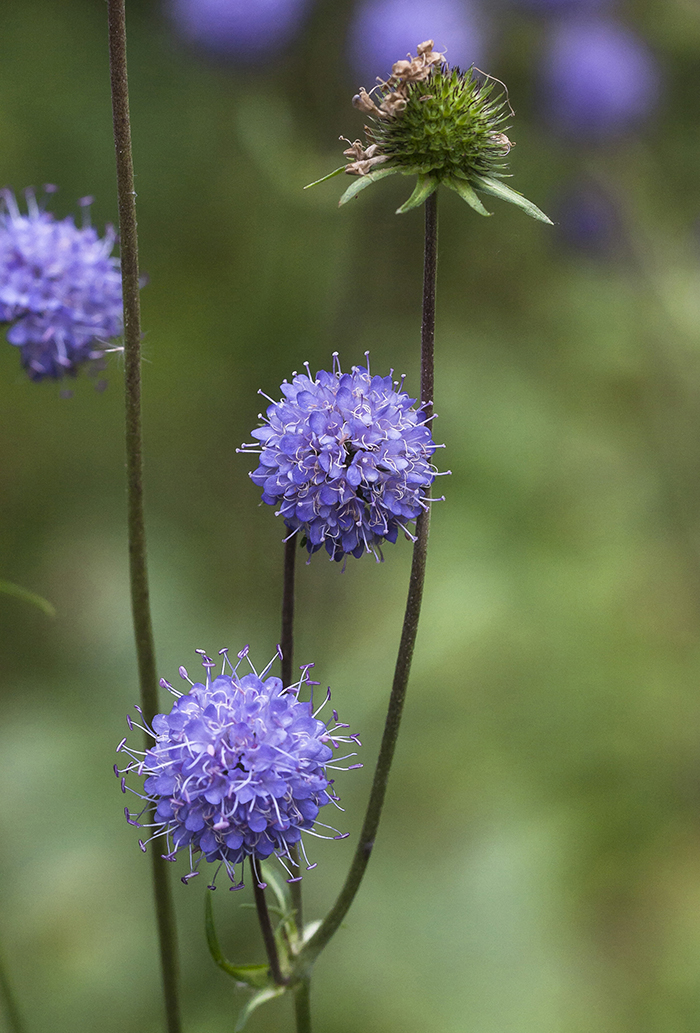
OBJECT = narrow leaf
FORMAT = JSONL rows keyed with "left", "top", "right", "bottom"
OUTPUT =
{"left": 204, "top": 893, "right": 270, "bottom": 988}
{"left": 234, "top": 985, "right": 287, "bottom": 1033}
{"left": 444, "top": 177, "right": 492, "bottom": 217}
{"left": 303, "top": 167, "right": 346, "bottom": 190}
{"left": 395, "top": 174, "right": 439, "bottom": 215}
{"left": 0, "top": 580, "right": 56, "bottom": 617}
{"left": 338, "top": 167, "right": 400, "bottom": 207}
{"left": 472, "top": 175, "right": 553, "bottom": 224}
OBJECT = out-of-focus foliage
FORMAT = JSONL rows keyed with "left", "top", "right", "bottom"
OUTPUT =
{"left": 2, "top": 1, "right": 700, "bottom": 1031}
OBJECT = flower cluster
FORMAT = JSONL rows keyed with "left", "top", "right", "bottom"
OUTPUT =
{"left": 0, "top": 189, "right": 123, "bottom": 381}
{"left": 240, "top": 355, "right": 439, "bottom": 562}
{"left": 116, "top": 648, "right": 360, "bottom": 888}
{"left": 318, "top": 40, "right": 550, "bottom": 221}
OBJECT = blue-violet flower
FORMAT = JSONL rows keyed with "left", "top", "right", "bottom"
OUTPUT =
{"left": 166, "top": 0, "right": 313, "bottom": 62}
{"left": 348, "top": 0, "right": 488, "bottom": 84}
{"left": 116, "top": 647, "right": 361, "bottom": 888}
{"left": 0, "top": 188, "right": 123, "bottom": 381}
{"left": 539, "top": 17, "right": 659, "bottom": 137}
{"left": 240, "top": 354, "right": 441, "bottom": 561}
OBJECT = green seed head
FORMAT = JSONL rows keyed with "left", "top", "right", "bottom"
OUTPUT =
{"left": 364, "top": 64, "right": 512, "bottom": 181}
{"left": 306, "top": 40, "right": 551, "bottom": 222}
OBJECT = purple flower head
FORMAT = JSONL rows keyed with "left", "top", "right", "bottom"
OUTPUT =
{"left": 166, "top": 0, "right": 313, "bottom": 61}
{"left": 0, "top": 189, "right": 123, "bottom": 381}
{"left": 240, "top": 354, "right": 441, "bottom": 562}
{"left": 116, "top": 647, "right": 361, "bottom": 888}
{"left": 348, "top": 0, "right": 487, "bottom": 84}
{"left": 540, "top": 18, "right": 660, "bottom": 137}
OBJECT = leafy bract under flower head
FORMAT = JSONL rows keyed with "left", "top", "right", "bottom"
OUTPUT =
{"left": 308, "top": 40, "right": 551, "bottom": 222}
{"left": 0, "top": 188, "right": 123, "bottom": 381}
{"left": 240, "top": 354, "right": 440, "bottom": 562}
{"left": 116, "top": 647, "right": 360, "bottom": 889}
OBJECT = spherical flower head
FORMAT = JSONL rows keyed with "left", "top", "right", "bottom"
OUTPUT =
{"left": 348, "top": 0, "right": 487, "bottom": 84}
{"left": 165, "top": 0, "right": 313, "bottom": 62}
{"left": 0, "top": 189, "right": 123, "bottom": 381}
{"left": 310, "top": 41, "right": 551, "bottom": 222}
{"left": 240, "top": 354, "right": 440, "bottom": 562}
{"left": 539, "top": 18, "right": 660, "bottom": 137}
{"left": 116, "top": 648, "right": 361, "bottom": 888}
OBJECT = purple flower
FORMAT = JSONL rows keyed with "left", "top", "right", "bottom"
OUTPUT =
{"left": 0, "top": 189, "right": 123, "bottom": 381}
{"left": 539, "top": 18, "right": 660, "bottom": 136}
{"left": 348, "top": 0, "right": 487, "bottom": 84}
{"left": 116, "top": 647, "right": 361, "bottom": 888}
{"left": 165, "top": 0, "right": 313, "bottom": 61}
{"left": 240, "top": 355, "right": 440, "bottom": 562}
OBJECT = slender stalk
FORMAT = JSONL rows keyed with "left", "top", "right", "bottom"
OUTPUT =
{"left": 251, "top": 859, "right": 287, "bottom": 986}
{"left": 0, "top": 947, "right": 26, "bottom": 1033}
{"left": 280, "top": 536, "right": 304, "bottom": 931}
{"left": 106, "top": 5, "right": 182, "bottom": 1032}
{"left": 281, "top": 536, "right": 297, "bottom": 688}
{"left": 293, "top": 976, "right": 312, "bottom": 1033}
{"left": 292, "top": 193, "right": 438, "bottom": 978}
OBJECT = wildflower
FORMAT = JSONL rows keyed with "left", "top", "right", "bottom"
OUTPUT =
{"left": 239, "top": 354, "right": 441, "bottom": 562}
{"left": 166, "top": 0, "right": 313, "bottom": 62}
{"left": 348, "top": 0, "right": 487, "bottom": 84}
{"left": 539, "top": 18, "right": 659, "bottom": 136}
{"left": 309, "top": 41, "right": 550, "bottom": 222}
{"left": 116, "top": 647, "right": 361, "bottom": 888}
{"left": 0, "top": 188, "right": 123, "bottom": 381}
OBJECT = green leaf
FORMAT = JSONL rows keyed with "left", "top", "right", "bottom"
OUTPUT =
{"left": 303, "top": 166, "right": 346, "bottom": 190}
{"left": 204, "top": 893, "right": 270, "bottom": 988}
{"left": 338, "top": 167, "right": 400, "bottom": 207}
{"left": 444, "top": 177, "right": 492, "bottom": 217}
{"left": 395, "top": 174, "right": 439, "bottom": 215}
{"left": 0, "top": 580, "right": 56, "bottom": 617}
{"left": 472, "top": 175, "right": 553, "bottom": 224}
{"left": 234, "top": 985, "right": 287, "bottom": 1033}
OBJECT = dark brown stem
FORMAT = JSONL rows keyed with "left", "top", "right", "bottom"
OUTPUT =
{"left": 280, "top": 536, "right": 304, "bottom": 932}
{"left": 251, "top": 859, "right": 288, "bottom": 986}
{"left": 107, "top": 4, "right": 182, "bottom": 1032}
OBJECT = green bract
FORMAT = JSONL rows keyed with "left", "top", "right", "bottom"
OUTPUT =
{"left": 307, "top": 41, "right": 551, "bottom": 223}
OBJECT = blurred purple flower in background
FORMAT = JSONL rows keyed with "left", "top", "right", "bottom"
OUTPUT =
{"left": 553, "top": 181, "right": 623, "bottom": 255}
{"left": 348, "top": 0, "right": 487, "bottom": 83}
{"left": 540, "top": 17, "right": 660, "bottom": 136}
{"left": 0, "top": 189, "right": 122, "bottom": 381}
{"left": 166, "top": 0, "right": 313, "bottom": 61}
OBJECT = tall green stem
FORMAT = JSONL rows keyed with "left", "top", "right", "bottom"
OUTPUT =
{"left": 293, "top": 976, "right": 312, "bottom": 1033}
{"left": 291, "top": 192, "right": 438, "bottom": 978}
{"left": 106, "top": 4, "right": 182, "bottom": 1031}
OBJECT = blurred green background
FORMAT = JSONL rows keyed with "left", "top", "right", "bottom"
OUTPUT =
{"left": 2, "top": 0, "right": 700, "bottom": 1030}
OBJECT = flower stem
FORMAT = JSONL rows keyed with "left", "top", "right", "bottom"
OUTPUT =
{"left": 291, "top": 192, "right": 438, "bottom": 978}
{"left": 293, "top": 976, "right": 312, "bottom": 1033}
{"left": 251, "top": 859, "right": 288, "bottom": 986}
{"left": 281, "top": 537, "right": 304, "bottom": 932}
{"left": 106, "top": 4, "right": 182, "bottom": 1032}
